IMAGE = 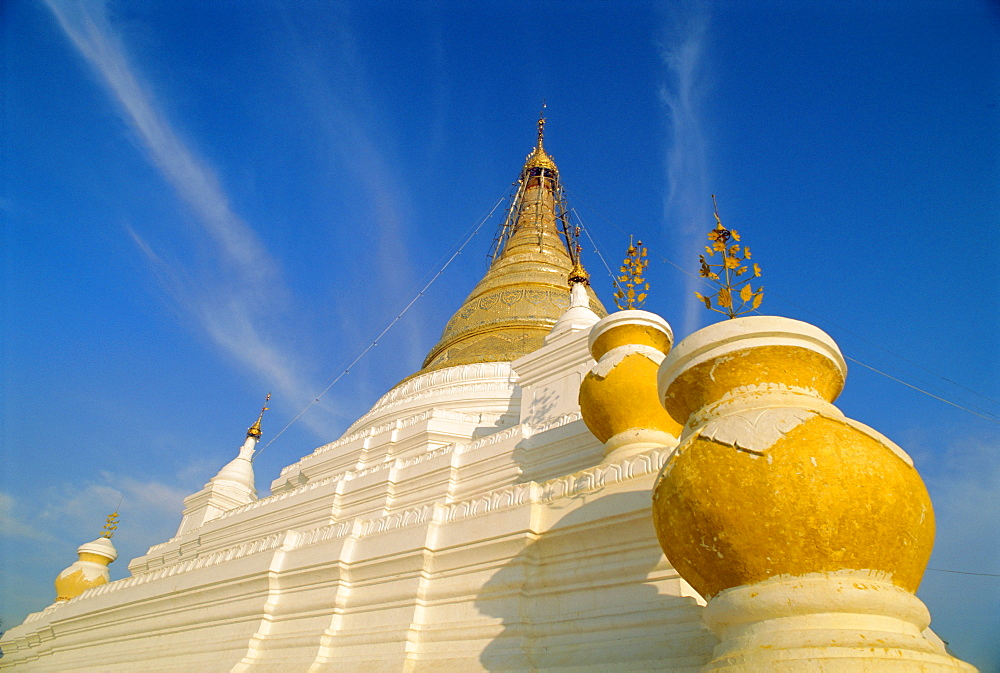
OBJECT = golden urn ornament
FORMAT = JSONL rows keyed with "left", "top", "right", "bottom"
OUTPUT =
{"left": 54, "top": 512, "right": 120, "bottom": 603}
{"left": 651, "top": 316, "right": 973, "bottom": 671}
{"left": 579, "top": 310, "right": 683, "bottom": 462}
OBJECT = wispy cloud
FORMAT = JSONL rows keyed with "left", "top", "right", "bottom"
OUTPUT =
{"left": 275, "top": 13, "right": 424, "bottom": 395}
{"left": 0, "top": 492, "right": 55, "bottom": 542}
{"left": 45, "top": 1, "right": 322, "bottom": 425}
{"left": 659, "top": 6, "right": 712, "bottom": 337}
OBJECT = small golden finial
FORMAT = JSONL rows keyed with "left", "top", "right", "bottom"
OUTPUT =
{"left": 695, "top": 195, "right": 763, "bottom": 318}
{"left": 569, "top": 261, "right": 589, "bottom": 286}
{"left": 524, "top": 102, "right": 557, "bottom": 172}
{"left": 613, "top": 236, "right": 649, "bottom": 310}
{"left": 247, "top": 392, "right": 271, "bottom": 439}
{"left": 100, "top": 511, "right": 120, "bottom": 539}
{"left": 568, "top": 239, "right": 590, "bottom": 285}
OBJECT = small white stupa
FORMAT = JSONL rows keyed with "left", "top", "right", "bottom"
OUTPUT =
{"left": 175, "top": 394, "right": 269, "bottom": 536}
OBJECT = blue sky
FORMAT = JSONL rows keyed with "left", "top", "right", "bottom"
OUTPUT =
{"left": 2, "top": 0, "right": 997, "bottom": 667}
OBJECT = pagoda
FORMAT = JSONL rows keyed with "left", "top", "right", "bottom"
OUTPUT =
{"left": 0, "top": 118, "right": 974, "bottom": 672}
{"left": 0, "top": 119, "right": 713, "bottom": 671}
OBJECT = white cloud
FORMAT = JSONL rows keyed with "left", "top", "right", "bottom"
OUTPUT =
{"left": 659, "top": 6, "right": 712, "bottom": 337}
{"left": 34, "top": 471, "right": 186, "bottom": 544}
{"left": 45, "top": 1, "right": 323, "bottom": 423}
{"left": 0, "top": 492, "right": 55, "bottom": 542}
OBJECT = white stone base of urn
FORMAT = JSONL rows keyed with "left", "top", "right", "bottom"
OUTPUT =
{"left": 603, "top": 427, "right": 677, "bottom": 463}
{"left": 700, "top": 570, "right": 977, "bottom": 672}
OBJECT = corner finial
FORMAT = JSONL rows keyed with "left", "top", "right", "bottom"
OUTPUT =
{"left": 695, "top": 195, "right": 763, "bottom": 318}
{"left": 99, "top": 510, "right": 120, "bottom": 539}
{"left": 247, "top": 392, "right": 271, "bottom": 439}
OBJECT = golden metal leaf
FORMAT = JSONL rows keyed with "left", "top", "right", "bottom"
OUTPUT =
{"left": 719, "top": 288, "right": 732, "bottom": 308}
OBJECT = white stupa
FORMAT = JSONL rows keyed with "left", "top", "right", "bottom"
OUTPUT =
{"left": 0, "top": 119, "right": 974, "bottom": 672}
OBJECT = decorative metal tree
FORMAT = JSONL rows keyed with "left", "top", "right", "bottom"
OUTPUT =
{"left": 695, "top": 196, "right": 763, "bottom": 318}
{"left": 613, "top": 236, "right": 649, "bottom": 310}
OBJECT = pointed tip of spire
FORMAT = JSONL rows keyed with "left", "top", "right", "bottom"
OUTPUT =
{"left": 524, "top": 103, "right": 557, "bottom": 173}
{"left": 537, "top": 101, "right": 547, "bottom": 149}
{"left": 246, "top": 392, "right": 270, "bottom": 439}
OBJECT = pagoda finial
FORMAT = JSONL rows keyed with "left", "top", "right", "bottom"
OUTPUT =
{"left": 246, "top": 392, "right": 270, "bottom": 439}
{"left": 568, "top": 241, "right": 590, "bottom": 286}
{"left": 524, "top": 104, "right": 557, "bottom": 172}
{"left": 99, "top": 510, "right": 120, "bottom": 539}
{"left": 537, "top": 101, "right": 547, "bottom": 150}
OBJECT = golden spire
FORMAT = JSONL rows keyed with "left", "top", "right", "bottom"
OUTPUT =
{"left": 568, "top": 240, "right": 590, "bottom": 286}
{"left": 99, "top": 511, "right": 120, "bottom": 539}
{"left": 246, "top": 392, "right": 270, "bottom": 439}
{"left": 537, "top": 103, "right": 546, "bottom": 150}
{"left": 417, "top": 114, "right": 605, "bottom": 374}
{"left": 694, "top": 195, "right": 763, "bottom": 318}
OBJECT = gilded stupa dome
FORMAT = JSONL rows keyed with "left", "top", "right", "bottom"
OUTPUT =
{"left": 419, "top": 118, "right": 606, "bottom": 373}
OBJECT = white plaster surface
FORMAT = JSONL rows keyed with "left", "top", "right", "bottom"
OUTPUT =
{"left": 0, "top": 312, "right": 715, "bottom": 672}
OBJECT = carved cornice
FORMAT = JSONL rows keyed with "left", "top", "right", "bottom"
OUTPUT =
{"left": 345, "top": 361, "right": 516, "bottom": 431}
{"left": 136, "top": 412, "right": 646, "bottom": 602}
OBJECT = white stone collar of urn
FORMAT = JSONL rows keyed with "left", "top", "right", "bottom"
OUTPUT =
{"left": 77, "top": 536, "right": 118, "bottom": 562}
{"left": 657, "top": 315, "right": 847, "bottom": 405}
{"left": 587, "top": 309, "right": 673, "bottom": 356}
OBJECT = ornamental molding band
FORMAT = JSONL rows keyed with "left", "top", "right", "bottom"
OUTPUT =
{"left": 137, "top": 413, "right": 589, "bottom": 572}
{"left": 345, "top": 361, "right": 517, "bottom": 431}
{"left": 64, "top": 443, "right": 672, "bottom": 612}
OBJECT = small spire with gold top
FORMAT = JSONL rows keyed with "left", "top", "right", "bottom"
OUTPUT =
{"left": 568, "top": 240, "right": 590, "bottom": 286}
{"left": 246, "top": 392, "right": 270, "bottom": 439}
